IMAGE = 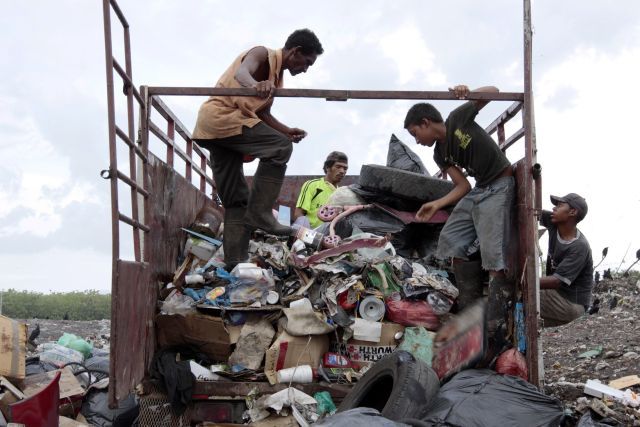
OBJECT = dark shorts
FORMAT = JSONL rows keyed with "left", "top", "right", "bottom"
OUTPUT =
{"left": 195, "top": 123, "right": 292, "bottom": 208}
{"left": 437, "top": 176, "right": 515, "bottom": 271}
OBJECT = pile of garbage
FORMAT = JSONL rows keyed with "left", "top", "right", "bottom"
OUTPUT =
{"left": 0, "top": 319, "right": 136, "bottom": 426}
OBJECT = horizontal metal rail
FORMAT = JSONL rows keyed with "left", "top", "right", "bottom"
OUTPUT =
{"left": 115, "top": 170, "right": 149, "bottom": 198}
{"left": 113, "top": 59, "right": 144, "bottom": 105}
{"left": 500, "top": 127, "right": 525, "bottom": 151}
{"left": 115, "top": 126, "right": 148, "bottom": 163}
{"left": 118, "top": 212, "right": 150, "bottom": 232}
{"left": 148, "top": 121, "right": 215, "bottom": 187}
{"left": 486, "top": 101, "right": 523, "bottom": 136}
{"left": 150, "top": 96, "right": 194, "bottom": 143}
{"left": 147, "top": 87, "right": 525, "bottom": 101}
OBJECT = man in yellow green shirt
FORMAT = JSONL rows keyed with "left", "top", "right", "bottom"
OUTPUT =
{"left": 293, "top": 151, "right": 348, "bottom": 229}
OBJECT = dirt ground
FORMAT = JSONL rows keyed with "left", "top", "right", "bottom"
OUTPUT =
{"left": 542, "top": 276, "right": 640, "bottom": 425}
{"left": 21, "top": 276, "right": 640, "bottom": 425}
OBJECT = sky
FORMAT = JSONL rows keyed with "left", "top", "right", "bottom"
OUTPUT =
{"left": 1, "top": 0, "right": 639, "bottom": 293}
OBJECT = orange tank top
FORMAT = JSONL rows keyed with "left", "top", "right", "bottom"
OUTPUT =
{"left": 192, "top": 47, "right": 284, "bottom": 140}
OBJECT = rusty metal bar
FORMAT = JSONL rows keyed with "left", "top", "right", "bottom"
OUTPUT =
{"left": 102, "top": 0, "right": 121, "bottom": 408}
{"left": 124, "top": 24, "right": 141, "bottom": 263}
{"left": 118, "top": 212, "right": 151, "bottom": 232}
{"left": 500, "top": 127, "right": 525, "bottom": 151}
{"left": 148, "top": 121, "right": 215, "bottom": 186}
{"left": 485, "top": 101, "right": 523, "bottom": 136}
{"left": 108, "top": 0, "right": 129, "bottom": 28}
{"left": 185, "top": 139, "right": 193, "bottom": 183}
{"left": 200, "top": 155, "right": 207, "bottom": 193}
{"left": 115, "top": 170, "right": 149, "bottom": 198}
{"left": 497, "top": 124, "right": 506, "bottom": 147}
{"left": 112, "top": 60, "right": 144, "bottom": 105}
{"left": 115, "top": 126, "right": 148, "bottom": 163}
{"left": 147, "top": 86, "right": 524, "bottom": 101}
{"left": 522, "top": 0, "right": 541, "bottom": 387}
{"left": 166, "top": 120, "right": 175, "bottom": 167}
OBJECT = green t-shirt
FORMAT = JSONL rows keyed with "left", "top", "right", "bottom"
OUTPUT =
{"left": 295, "top": 178, "right": 336, "bottom": 228}
{"left": 434, "top": 101, "right": 511, "bottom": 187}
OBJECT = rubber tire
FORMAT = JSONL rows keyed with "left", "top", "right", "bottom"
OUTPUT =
{"left": 338, "top": 351, "right": 440, "bottom": 421}
{"left": 358, "top": 164, "right": 454, "bottom": 202}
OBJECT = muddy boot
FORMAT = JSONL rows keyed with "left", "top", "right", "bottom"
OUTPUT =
{"left": 223, "top": 207, "right": 250, "bottom": 271}
{"left": 452, "top": 260, "right": 484, "bottom": 312}
{"left": 244, "top": 163, "right": 292, "bottom": 236}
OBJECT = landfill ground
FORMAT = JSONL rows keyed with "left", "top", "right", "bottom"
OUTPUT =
{"left": 21, "top": 276, "right": 640, "bottom": 426}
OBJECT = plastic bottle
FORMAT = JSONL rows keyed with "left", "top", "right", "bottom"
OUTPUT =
{"left": 291, "top": 224, "right": 323, "bottom": 250}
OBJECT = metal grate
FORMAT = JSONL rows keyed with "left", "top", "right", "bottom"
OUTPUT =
{"left": 138, "top": 383, "right": 191, "bottom": 427}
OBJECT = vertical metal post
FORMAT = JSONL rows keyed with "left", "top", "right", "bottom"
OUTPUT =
{"left": 523, "top": 0, "right": 542, "bottom": 387}
{"left": 167, "top": 120, "right": 175, "bottom": 167}
{"left": 186, "top": 139, "right": 193, "bottom": 183}
{"left": 124, "top": 24, "right": 141, "bottom": 262}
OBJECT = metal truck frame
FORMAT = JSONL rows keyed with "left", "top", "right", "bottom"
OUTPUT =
{"left": 101, "top": 0, "right": 541, "bottom": 408}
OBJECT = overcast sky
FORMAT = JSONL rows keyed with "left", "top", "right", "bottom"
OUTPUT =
{"left": 1, "top": 0, "right": 639, "bottom": 293}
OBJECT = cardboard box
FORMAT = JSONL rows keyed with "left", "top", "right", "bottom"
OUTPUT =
{"left": 22, "top": 367, "right": 84, "bottom": 401}
{"left": 264, "top": 332, "right": 329, "bottom": 385}
{"left": 156, "top": 313, "right": 231, "bottom": 362}
{"left": 0, "top": 315, "right": 27, "bottom": 380}
{"left": 329, "top": 322, "right": 404, "bottom": 366}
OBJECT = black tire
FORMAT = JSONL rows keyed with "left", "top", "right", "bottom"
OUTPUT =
{"left": 338, "top": 351, "right": 440, "bottom": 421}
{"left": 358, "top": 164, "right": 454, "bottom": 202}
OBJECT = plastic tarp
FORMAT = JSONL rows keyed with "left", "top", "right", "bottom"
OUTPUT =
{"left": 422, "top": 369, "right": 564, "bottom": 427}
{"left": 386, "top": 134, "right": 430, "bottom": 175}
{"left": 316, "top": 408, "right": 410, "bottom": 427}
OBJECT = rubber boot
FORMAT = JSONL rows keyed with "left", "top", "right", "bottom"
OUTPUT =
{"left": 244, "top": 162, "right": 292, "bottom": 236}
{"left": 223, "top": 207, "right": 250, "bottom": 271}
{"left": 452, "top": 260, "right": 484, "bottom": 312}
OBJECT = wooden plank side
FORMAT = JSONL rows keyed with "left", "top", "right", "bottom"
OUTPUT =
{"left": 146, "top": 154, "right": 216, "bottom": 278}
{"left": 110, "top": 260, "right": 153, "bottom": 403}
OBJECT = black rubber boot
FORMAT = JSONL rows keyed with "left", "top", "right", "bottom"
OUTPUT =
{"left": 452, "top": 260, "right": 484, "bottom": 312}
{"left": 244, "top": 162, "right": 292, "bottom": 236}
{"left": 223, "top": 207, "right": 250, "bottom": 271}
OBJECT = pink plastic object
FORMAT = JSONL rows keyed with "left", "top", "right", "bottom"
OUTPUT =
{"left": 317, "top": 205, "right": 344, "bottom": 222}
{"left": 322, "top": 234, "right": 342, "bottom": 248}
{"left": 9, "top": 370, "right": 61, "bottom": 427}
{"left": 385, "top": 297, "right": 440, "bottom": 330}
{"left": 495, "top": 348, "right": 529, "bottom": 381}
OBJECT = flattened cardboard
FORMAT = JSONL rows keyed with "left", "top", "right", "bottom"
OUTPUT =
{"left": 609, "top": 375, "right": 640, "bottom": 390}
{"left": 329, "top": 322, "right": 404, "bottom": 367}
{"left": 264, "top": 332, "right": 329, "bottom": 385}
{"left": 22, "top": 367, "right": 84, "bottom": 400}
{"left": 156, "top": 313, "right": 231, "bottom": 362}
{"left": 0, "top": 315, "right": 26, "bottom": 380}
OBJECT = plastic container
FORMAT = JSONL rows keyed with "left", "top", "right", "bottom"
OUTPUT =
{"left": 276, "top": 365, "right": 315, "bottom": 384}
{"left": 291, "top": 224, "right": 323, "bottom": 250}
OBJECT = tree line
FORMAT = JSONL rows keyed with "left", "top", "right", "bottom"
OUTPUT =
{"left": 0, "top": 289, "right": 111, "bottom": 320}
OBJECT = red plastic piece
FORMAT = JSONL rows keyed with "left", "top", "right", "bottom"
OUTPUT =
{"left": 385, "top": 297, "right": 440, "bottom": 330}
{"left": 9, "top": 370, "right": 61, "bottom": 427}
{"left": 495, "top": 348, "right": 529, "bottom": 381}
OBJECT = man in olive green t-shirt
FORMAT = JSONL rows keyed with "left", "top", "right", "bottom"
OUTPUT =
{"left": 293, "top": 151, "right": 348, "bottom": 229}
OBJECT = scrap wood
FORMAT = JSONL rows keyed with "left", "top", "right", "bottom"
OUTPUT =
{"left": 609, "top": 375, "right": 640, "bottom": 390}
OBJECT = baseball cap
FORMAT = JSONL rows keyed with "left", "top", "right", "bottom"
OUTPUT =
{"left": 550, "top": 193, "right": 588, "bottom": 222}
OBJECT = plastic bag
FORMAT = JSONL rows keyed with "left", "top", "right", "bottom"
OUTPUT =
{"left": 327, "top": 186, "right": 366, "bottom": 206}
{"left": 58, "top": 332, "right": 93, "bottom": 358}
{"left": 386, "top": 133, "right": 429, "bottom": 175}
{"left": 385, "top": 294, "right": 440, "bottom": 330}
{"left": 422, "top": 369, "right": 564, "bottom": 426}
{"left": 226, "top": 276, "right": 274, "bottom": 305}
{"left": 366, "top": 262, "right": 402, "bottom": 296}
{"left": 37, "top": 342, "right": 85, "bottom": 367}
{"left": 314, "top": 391, "right": 337, "bottom": 416}
{"left": 161, "top": 289, "right": 196, "bottom": 315}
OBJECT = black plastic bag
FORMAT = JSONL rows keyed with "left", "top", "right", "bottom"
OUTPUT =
{"left": 387, "top": 134, "right": 429, "bottom": 175}
{"left": 81, "top": 390, "right": 137, "bottom": 427}
{"left": 422, "top": 369, "right": 564, "bottom": 426}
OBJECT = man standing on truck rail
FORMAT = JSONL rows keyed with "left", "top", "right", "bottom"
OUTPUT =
{"left": 192, "top": 29, "right": 324, "bottom": 269}
{"left": 293, "top": 151, "right": 349, "bottom": 230}
{"left": 404, "top": 84, "right": 515, "bottom": 357}
{"left": 539, "top": 193, "right": 593, "bottom": 326}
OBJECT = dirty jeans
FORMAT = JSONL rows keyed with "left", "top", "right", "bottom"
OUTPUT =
{"left": 195, "top": 123, "right": 293, "bottom": 209}
{"left": 540, "top": 289, "right": 585, "bottom": 327}
{"left": 437, "top": 176, "right": 515, "bottom": 271}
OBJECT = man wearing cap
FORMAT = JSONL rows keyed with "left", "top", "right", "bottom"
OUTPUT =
{"left": 293, "top": 151, "right": 349, "bottom": 229}
{"left": 539, "top": 193, "right": 594, "bottom": 327}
